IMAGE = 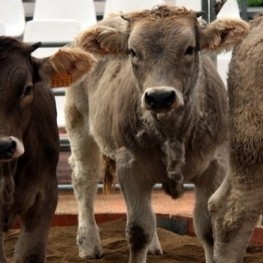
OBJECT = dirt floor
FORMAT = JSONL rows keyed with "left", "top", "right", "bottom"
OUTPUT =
{"left": 4, "top": 218, "right": 263, "bottom": 263}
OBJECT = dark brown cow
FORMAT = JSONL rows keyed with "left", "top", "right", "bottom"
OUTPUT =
{"left": 64, "top": 5, "right": 249, "bottom": 263}
{"left": 0, "top": 36, "right": 96, "bottom": 263}
{"left": 208, "top": 13, "right": 263, "bottom": 263}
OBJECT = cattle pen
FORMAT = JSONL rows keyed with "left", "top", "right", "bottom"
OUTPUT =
{"left": 1, "top": 1, "right": 263, "bottom": 263}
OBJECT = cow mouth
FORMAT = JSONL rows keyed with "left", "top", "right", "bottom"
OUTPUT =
{"left": 149, "top": 107, "right": 173, "bottom": 113}
{"left": 0, "top": 162, "right": 16, "bottom": 207}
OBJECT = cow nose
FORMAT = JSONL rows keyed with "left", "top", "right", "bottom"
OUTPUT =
{"left": 0, "top": 139, "right": 17, "bottom": 160}
{"left": 144, "top": 90, "right": 176, "bottom": 110}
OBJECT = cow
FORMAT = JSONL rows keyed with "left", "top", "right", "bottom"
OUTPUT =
{"left": 208, "top": 12, "right": 263, "bottom": 263}
{"left": 64, "top": 5, "right": 249, "bottom": 263}
{"left": 0, "top": 36, "right": 96, "bottom": 263}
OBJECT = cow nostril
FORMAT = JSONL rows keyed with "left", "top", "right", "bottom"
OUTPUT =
{"left": 144, "top": 90, "right": 176, "bottom": 110}
{"left": 163, "top": 90, "right": 176, "bottom": 108}
{"left": 0, "top": 140, "right": 17, "bottom": 159}
{"left": 6, "top": 140, "right": 17, "bottom": 158}
{"left": 145, "top": 92, "right": 156, "bottom": 108}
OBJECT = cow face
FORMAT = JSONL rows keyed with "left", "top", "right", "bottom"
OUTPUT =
{"left": 127, "top": 15, "right": 198, "bottom": 113}
{"left": 0, "top": 36, "right": 96, "bottom": 162}
{"left": 77, "top": 5, "right": 249, "bottom": 114}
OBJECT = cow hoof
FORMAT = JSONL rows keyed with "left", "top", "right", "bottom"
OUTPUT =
{"left": 79, "top": 246, "right": 103, "bottom": 260}
{"left": 148, "top": 234, "right": 163, "bottom": 255}
{"left": 77, "top": 223, "right": 103, "bottom": 259}
{"left": 80, "top": 248, "right": 103, "bottom": 260}
{"left": 77, "top": 234, "right": 103, "bottom": 260}
{"left": 148, "top": 248, "right": 163, "bottom": 255}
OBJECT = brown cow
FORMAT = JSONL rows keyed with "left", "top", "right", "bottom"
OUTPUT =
{"left": 208, "top": 13, "right": 263, "bottom": 263}
{"left": 0, "top": 36, "right": 96, "bottom": 263}
{"left": 64, "top": 5, "right": 249, "bottom": 263}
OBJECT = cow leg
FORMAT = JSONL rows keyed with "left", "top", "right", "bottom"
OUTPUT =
{"left": 0, "top": 209, "right": 6, "bottom": 263}
{"left": 0, "top": 234, "right": 5, "bottom": 263}
{"left": 65, "top": 95, "right": 102, "bottom": 259}
{"left": 209, "top": 167, "right": 263, "bottom": 263}
{"left": 70, "top": 143, "right": 102, "bottom": 259}
{"left": 193, "top": 159, "right": 225, "bottom": 263}
{"left": 67, "top": 120, "right": 102, "bottom": 259}
{"left": 116, "top": 148, "right": 161, "bottom": 263}
{"left": 14, "top": 178, "right": 58, "bottom": 263}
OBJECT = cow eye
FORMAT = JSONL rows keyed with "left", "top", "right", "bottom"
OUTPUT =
{"left": 24, "top": 85, "right": 33, "bottom": 97}
{"left": 184, "top": 46, "right": 195, "bottom": 56}
{"left": 128, "top": 48, "right": 137, "bottom": 58}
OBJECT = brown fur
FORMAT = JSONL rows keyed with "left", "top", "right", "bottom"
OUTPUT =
{"left": 102, "top": 155, "right": 116, "bottom": 193}
{"left": 0, "top": 36, "right": 95, "bottom": 263}
{"left": 208, "top": 13, "right": 263, "bottom": 263}
{"left": 121, "top": 5, "right": 195, "bottom": 21}
{"left": 65, "top": 5, "right": 249, "bottom": 263}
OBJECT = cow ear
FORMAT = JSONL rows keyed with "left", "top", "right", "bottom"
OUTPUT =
{"left": 199, "top": 18, "right": 250, "bottom": 52}
{"left": 76, "top": 26, "right": 129, "bottom": 57}
{"left": 41, "top": 47, "right": 97, "bottom": 87}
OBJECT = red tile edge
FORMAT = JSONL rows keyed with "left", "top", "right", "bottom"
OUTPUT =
{"left": 251, "top": 226, "right": 263, "bottom": 245}
{"left": 10, "top": 213, "right": 127, "bottom": 229}
{"left": 10, "top": 213, "right": 263, "bottom": 245}
{"left": 50, "top": 213, "right": 128, "bottom": 227}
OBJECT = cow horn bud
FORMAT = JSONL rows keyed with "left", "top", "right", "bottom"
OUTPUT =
{"left": 30, "top": 42, "right": 42, "bottom": 52}
{"left": 120, "top": 14, "right": 130, "bottom": 22}
{"left": 195, "top": 10, "right": 205, "bottom": 18}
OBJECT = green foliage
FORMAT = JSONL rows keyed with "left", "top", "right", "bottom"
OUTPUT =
{"left": 247, "top": 0, "right": 263, "bottom": 6}
{"left": 238, "top": 0, "right": 263, "bottom": 6}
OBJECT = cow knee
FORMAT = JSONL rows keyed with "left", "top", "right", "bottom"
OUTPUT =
{"left": 70, "top": 154, "right": 99, "bottom": 187}
{"left": 208, "top": 195, "right": 220, "bottom": 216}
{"left": 208, "top": 178, "right": 230, "bottom": 217}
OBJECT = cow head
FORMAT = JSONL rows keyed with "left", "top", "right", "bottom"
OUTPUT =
{"left": 0, "top": 36, "right": 96, "bottom": 162}
{"left": 77, "top": 5, "right": 249, "bottom": 115}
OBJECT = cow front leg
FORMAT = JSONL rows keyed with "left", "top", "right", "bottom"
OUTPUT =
{"left": 0, "top": 208, "right": 6, "bottom": 263}
{"left": 65, "top": 100, "right": 102, "bottom": 260}
{"left": 193, "top": 159, "right": 226, "bottom": 263}
{"left": 14, "top": 177, "right": 58, "bottom": 263}
{"left": 117, "top": 148, "right": 161, "bottom": 263}
{"left": 209, "top": 168, "right": 263, "bottom": 263}
{"left": 69, "top": 135, "right": 102, "bottom": 259}
{"left": 0, "top": 236, "right": 6, "bottom": 263}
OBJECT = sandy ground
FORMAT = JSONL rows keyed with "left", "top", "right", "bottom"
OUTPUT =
{"left": 4, "top": 218, "right": 263, "bottom": 263}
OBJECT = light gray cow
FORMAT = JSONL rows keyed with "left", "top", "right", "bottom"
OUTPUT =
{"left": 208, "top": 12, "right": 263, "bottom": 263}
{"left": 64, "top": 5, "right": 249, "bottom": 263}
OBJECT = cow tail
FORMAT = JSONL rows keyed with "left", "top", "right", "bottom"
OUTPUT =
{"left": 102, "top": 154, "right": 116, "bottom": 194}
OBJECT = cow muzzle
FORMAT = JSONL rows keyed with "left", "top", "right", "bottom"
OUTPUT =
{"left": 142, "top": 87, "right": 184, "bottom": 113}
{"left": 0, "top": 136, "right": 25, "bottom": 162}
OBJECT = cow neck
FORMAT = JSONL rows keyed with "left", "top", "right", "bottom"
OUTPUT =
{"left": 139, "top": 100, "right": 195, "bottom": 185}
{"left": 0, "top": 161, "right": 16, "bottom": 207}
